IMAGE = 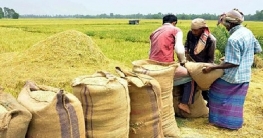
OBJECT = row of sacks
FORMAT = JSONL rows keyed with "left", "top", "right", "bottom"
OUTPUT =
{"left": 0, "top": 59, "right": 223, "bottom": 138}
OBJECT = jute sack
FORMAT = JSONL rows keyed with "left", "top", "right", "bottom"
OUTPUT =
{"left": 72, "top": 71, "right": 130, "bottom": 138}
{"left": 185, "top": 62, "right": 224, "bottom": 90}
{"left": 174, "top": 65, "right": 192, "bottom": 86}
{"left": 172, "top": 86, "right": 208, "bottom": 118}
{"left": 132, "top": 59, "right": 180, "bottom": 138}
{"left": 115, "top": 67, "right": 164, "bottom": 138}
{"left": 17, "top": 81, "right": 85, "bottom": 138}
{"left": 0, "top": 91, "right": 32, "bottom": 138}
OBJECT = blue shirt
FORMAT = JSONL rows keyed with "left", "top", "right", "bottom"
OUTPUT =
{"left": 221, "top": 25, "right": 262, "bottom": 83}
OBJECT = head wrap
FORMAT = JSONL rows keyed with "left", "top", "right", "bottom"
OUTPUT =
{"left": 217, "top": 8, "right": 244, "bottom": 25}
{"left": 191, "top": 18, "right": 208, "bottom": 29}
{"left": 191, "top": 18, "right": 211, "bottom": 55}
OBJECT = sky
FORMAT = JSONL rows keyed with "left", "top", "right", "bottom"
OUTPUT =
{"left": 1, "top": 0, "right": 262, "bottom": 16}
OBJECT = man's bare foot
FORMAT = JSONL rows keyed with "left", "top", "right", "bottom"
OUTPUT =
{"left": 178, "top": 103, "right": 191, "bottom": 114}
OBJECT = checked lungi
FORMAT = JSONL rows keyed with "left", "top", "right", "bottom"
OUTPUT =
{"left": 208, "top": 78, "right": 249, "bottom": 129}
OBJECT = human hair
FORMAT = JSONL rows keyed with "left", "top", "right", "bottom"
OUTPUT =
{"left": 162, "top": 14, "right": 177, "bottom": 24}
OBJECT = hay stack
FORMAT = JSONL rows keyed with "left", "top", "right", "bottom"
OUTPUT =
{"left": 0, "top": 30, "right": 112, "bottom": 96}
{"left": 5, "top": 29, "right": 108, "bottom": 66}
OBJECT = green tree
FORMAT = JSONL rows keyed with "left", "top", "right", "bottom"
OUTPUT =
{"left": 12, "top": 12, "right": 19, "bottom": 19}
{"left": 3, "top": 7, "right": 9, "bottom": 17}
{"left": 0, "top": 8, "right": 4, "bottom": 18}
{"left": 255, "top": 10, "right": 263, "bottom": 21}
{"left": 110, "top": 13, "right": 114, "bottom": 18}
{"left": 151, "top": 13, "right": 162, "bottom": 19}
{"left": 2, "top": 7, "right": 19, "bottom": 19}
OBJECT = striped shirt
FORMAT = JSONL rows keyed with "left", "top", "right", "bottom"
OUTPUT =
{"left": 221, "top": 25, "right": 262, "bottom": 83}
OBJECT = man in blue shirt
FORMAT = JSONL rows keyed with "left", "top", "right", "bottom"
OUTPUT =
{"left": 202, "top": 8, "right": 262, "bottom": 129}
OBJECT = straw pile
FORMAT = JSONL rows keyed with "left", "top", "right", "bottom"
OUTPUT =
{"left": 6, "top": 29, "right": 108, "bottom": 66}
{"left": 0, "top": 30, "right": 121, "bottom": 96}
{"left": 253, "top": 55, "right": 263, "bottom": 68}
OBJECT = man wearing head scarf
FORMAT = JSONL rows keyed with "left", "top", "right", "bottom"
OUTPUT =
{"left": 203, "top": 9, "right": 262, "bottom": 129}
{"left": 184, "top": 18, "right": 216, "bottom": 107}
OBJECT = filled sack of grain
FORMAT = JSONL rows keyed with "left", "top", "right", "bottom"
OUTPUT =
{"left": 115, "top": 67, "right": 163, "bottom": 138}
{"left": 172, "top": 85, "right": 208, "bottom": 118}
{"left": 132, "top": 59, "right": 180, "bottom": 138}
{"left": 72, "top": 71, "right": 130, "bottom": 138}
{"left": 185, "top": 62, "right": 224, "bottom": 90}
{"left": 0, "top": 91, "right": 32, "bottom": 138}
{"left": 17, "top": 81, "right": 85, "bottom": 138}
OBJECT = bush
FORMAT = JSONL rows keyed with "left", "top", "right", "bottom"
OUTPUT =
{"left": 255, "top": 36, "right": 263, "bottom": 58}
{"left": 211, "top": 26, "right": 229, "bottom": 63}
{"left": 211, "top": 26, "right": 263, "bottom": 64}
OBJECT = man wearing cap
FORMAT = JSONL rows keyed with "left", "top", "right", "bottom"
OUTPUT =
{"left": 202, "top": 9, "right": 262, "bottom": 129}
{"left": 184, "top": 18, "right": 216, "bottom": 107}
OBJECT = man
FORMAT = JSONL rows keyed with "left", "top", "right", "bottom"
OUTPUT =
{"left": 149, "top": 14, "right": 193, "bottom": 114}
{"left": 185, "top": 18, "right": 216, "bottom": 106}
{"left": 149, "top": 14, "right": 186, "bottom": 63}
{"left": 202, "top": 9, "right": 262, "bottom": 129}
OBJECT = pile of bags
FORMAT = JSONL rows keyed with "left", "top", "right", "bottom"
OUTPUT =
{"left": 0, "top": 60, "right": 223, "bottom": 138}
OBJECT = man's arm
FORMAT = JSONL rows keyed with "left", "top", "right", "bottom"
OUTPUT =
{"left": 202, "top": 62, "right": 238, "bottom": 73}
{"left": 174, "top": 31, "right": 186, "bottom": 63}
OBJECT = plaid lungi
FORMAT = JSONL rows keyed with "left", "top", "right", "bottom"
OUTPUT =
{"left": 209, "top": 78, "right": 249, "bottom": 129}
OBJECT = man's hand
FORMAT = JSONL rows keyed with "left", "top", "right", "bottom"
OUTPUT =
{"left": 202, "top": 64, "right": 214, "bottom": 73}
{"left": 180, "top": 62, "right": 185, "bottom": 67}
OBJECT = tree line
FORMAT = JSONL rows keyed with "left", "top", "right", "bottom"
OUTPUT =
{"left": 0, "top": 7, "right": 19, "bottom": 19}
{"left": 1, "top": 7, "right": 263, "bottom": 21}
{"left": 20, "top": 11, "right": 263, "bottom": 21}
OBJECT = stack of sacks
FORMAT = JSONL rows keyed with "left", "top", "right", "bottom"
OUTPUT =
{"left": 17, "top": 81, "right": 85, "bottom": 138}
{"left": 132, "top": 59, "right": 180, "bottom": 138}
{"left": 0, "top": 91, "right": 32, "bottom": 138}
{"left": 115, "top": 67, "right": 164, "bottom": 138}
{"left": 72, "top": 71, "right": 130, "bottom": 138}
